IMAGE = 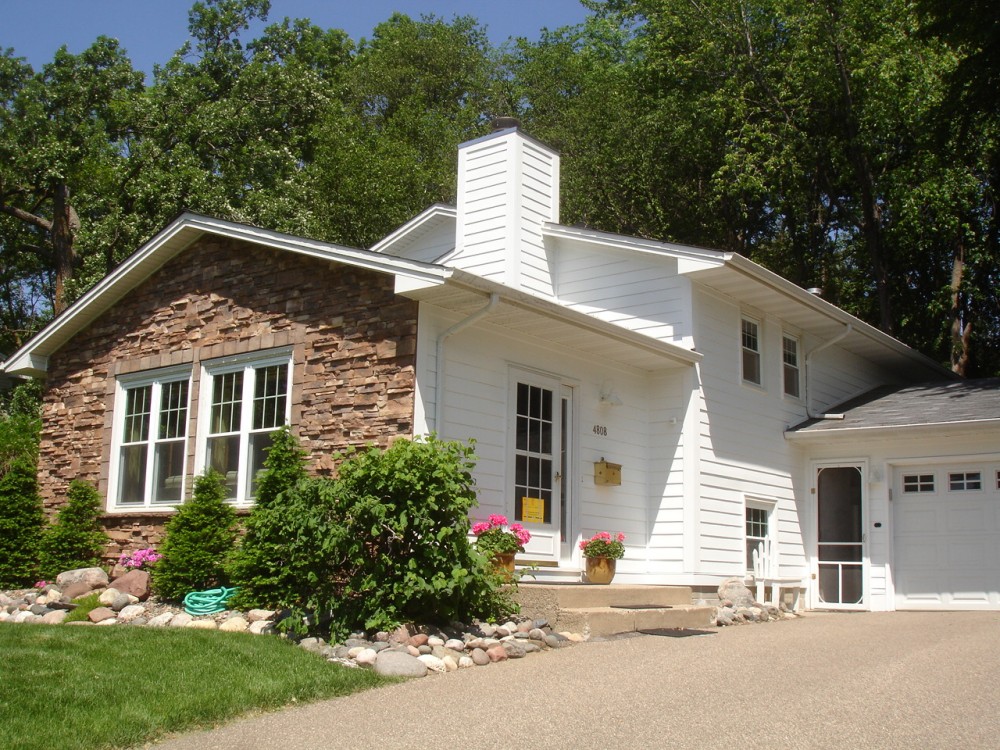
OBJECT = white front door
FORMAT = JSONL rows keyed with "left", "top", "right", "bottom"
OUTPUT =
{"left": 509, "top": 373, "right": 572, "bottom": 563}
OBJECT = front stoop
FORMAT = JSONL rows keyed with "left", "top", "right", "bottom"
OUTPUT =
{"left": 514, "top": 583, "right": 717, "bottom": 638}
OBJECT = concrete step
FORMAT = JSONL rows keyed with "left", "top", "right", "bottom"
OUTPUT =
{"left": 515, "top": 583, "right": 716, "bottom": 637}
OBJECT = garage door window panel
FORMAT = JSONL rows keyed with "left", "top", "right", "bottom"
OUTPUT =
{"left": 949, "top": 472, "right": 982, "bottom": 491}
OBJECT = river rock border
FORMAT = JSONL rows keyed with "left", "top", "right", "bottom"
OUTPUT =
{"left": 0, "top": 567, "right": 584, "bottom": 679}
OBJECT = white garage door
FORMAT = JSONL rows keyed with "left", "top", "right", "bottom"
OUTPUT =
{"left": 893, "top": 463, "right": 1000, "bottom": 610}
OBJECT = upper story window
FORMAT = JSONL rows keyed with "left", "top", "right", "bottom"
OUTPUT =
{"left": 112, "top": 369, "right": 191, "bottom": 508}
{"left": 741, "top": 317, "right": 761, "bottom": 386}
{"left": 782, "top": 335, "right": 800, "bottom": 398}
{"left": 200, "top": 351, "right": 291, "bottom": 505}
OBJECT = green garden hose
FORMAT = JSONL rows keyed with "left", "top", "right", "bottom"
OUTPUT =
{"left": 183, "top": 586, "right": 238, "bottom": 616}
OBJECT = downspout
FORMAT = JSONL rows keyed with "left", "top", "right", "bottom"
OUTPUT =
{"left": 804, "top": 323, "right": 852, "bottom": 420}
{"left": 433, "top": 293, "right": 501, "bottom": 434}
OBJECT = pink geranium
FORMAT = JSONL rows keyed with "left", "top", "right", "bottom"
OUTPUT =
{"left": 472, "top": 514, "right": 532, "bottom": 556}
{"left": 579, "top": 531, "right": 626, "bottom": 559}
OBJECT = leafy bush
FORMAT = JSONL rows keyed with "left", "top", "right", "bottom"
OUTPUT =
{"left": 151, "top": 471, "right": 238, "bottom": 602}
{"left": 328, "top": 436, "right": 514, "bottom": 635}
{"left": 228, "top": 427, "right": 319, "bottom": 611}
{"left": 39, "top": 480, "right": 109, "bottom": 579}
{"left": 0, "top": 413, "right": 45, "bottom": 587}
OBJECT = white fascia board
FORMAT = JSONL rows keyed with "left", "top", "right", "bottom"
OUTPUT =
{"left": 368, "top": 204, "right": 457, "bottom": 255}
{"left": 2, "top": 212, "right": 449, "bottom": 376}
{"left": 784, "top": 418, "right": 1000, "bottom": 442}
{"left": 719, "top": 253, "right": 952, "bottom": 379}
{"left": 542, "top": 222, "right": 727, "bottom": 264}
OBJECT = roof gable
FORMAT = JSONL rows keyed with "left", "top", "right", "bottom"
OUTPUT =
{"left": 3, "top": 212, "right": 449, "bottom": 377}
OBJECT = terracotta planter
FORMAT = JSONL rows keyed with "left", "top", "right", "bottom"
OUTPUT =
{"left": 492, "top": 552, "right": 516, "bottom": 578}
{"left": 585, "top": 556, "right": 616, "bottom": 584}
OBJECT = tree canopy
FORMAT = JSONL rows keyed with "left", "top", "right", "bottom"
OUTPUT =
{"left": 1, "top": 0, "right": 997, "bottom": 375}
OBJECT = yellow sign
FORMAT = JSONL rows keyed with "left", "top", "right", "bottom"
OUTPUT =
{"left": 521, "top": 496, "right": 546, "bottom": 524}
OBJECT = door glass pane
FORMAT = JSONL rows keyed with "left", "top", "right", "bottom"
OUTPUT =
{"left": 818, "top": 467, "right": 862, "bottom": 543}
{"left": 514, "top": 382, "right": 555, "bottom": 524}
{"left": 818, "top": 544, "right": 863, "bottom": 563}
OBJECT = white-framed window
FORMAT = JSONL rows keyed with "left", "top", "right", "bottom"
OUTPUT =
{"left": 111, "top": 367, "right": 191, "bottom": 508}
{"left": 741, "top": 316, "right": 762, "bottom": 386}
{"left": 948, "top": 471, "right": 982, "bottom": 491}
{"left": 902, "top": 474, "right": 935, "bottom": 493}
{"left": 745, "top": 497, "right": 777, "bottom": 573}
{"left": 198, "top": 350, "right": 292, "bottom": 505}
{"left": 782, "top": 334, "right": 800, "bottom": 398}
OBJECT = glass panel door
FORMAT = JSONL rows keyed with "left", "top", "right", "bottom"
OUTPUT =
{"left": 817, "top": 466, "right": 864, "bottom": 607}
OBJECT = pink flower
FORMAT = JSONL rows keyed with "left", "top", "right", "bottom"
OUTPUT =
{"left": 471, "top": 521, "right": 490, "bottom": 535}
{"left": 488, "top": 514, "right": 509, "bottom": 527}
{"left": 510, "top": 523, "right": 531, "bottom": 546}
{"left": 616, "top": 532, "right": 625, "bottom": 542}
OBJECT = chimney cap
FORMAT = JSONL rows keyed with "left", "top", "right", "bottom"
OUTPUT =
{"left": 492, "top": 116, "right": 520, "bottom": 132}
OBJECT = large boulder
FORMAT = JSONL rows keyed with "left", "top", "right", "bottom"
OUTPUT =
{"left": 717, "top": 577, "right": 757, "bottom": 609}
{"left": 374, "top": 650, "right": 427, "bottom": 678}
{"left": 56, "top": 567, "right": 109, "bottom": 591}
{"left": 108, "top": 569, "right": 151, "bottom": 601}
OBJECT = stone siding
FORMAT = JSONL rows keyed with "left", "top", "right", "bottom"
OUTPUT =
{"left": 39, "top": 236, "right": 418, "bottom": 560}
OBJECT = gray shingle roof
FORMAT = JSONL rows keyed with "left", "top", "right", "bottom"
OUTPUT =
{"left": 788, "top": 378, "right": 1000, "bottom": 433}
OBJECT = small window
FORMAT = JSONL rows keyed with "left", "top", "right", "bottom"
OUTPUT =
{"left": 113, "top": 372, "right": 191, "bottom": 508}
{"left": 741, "top": 317, "right": 761, "bottom": 385}
{"left": 782, "top": 335, "right": 800, "bottom": 398}
{"left": 949, "top": 472, "right": 982, "bottom": 491}
{"left": 746, "top": 505, "right": 770, "bottom": 571}
{"left": 903, "top": 474, "right": 935, "bottom": 493}
{"left": 996, "top": 470, "right": 1000, "bottom": 490}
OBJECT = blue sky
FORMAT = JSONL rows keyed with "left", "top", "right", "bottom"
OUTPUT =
{"left": 3, "top": 0, "right": 591, "bottom": 74}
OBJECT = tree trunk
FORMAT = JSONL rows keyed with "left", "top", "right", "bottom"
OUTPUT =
{"left": 51, "top": 182, "right": 78, "bottom": 315}
{"left": 950, "top": 238, "right": 970, "bottom": 376}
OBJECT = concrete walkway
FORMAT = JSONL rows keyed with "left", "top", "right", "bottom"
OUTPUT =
{"left": 151, "top": 611, "right": 1000, "bottom": 749}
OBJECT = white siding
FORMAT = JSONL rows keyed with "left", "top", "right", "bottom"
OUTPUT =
{"left": 414, "top": 302, "right": 689, "bottom": 579}
{"left": 556, "top": 245, "right": 694, "bottom": 347}
{"left": 690, "top": 285, "right": 900, "bottom": 583}
{"left": 452, "top": 131, "right": 559, "bottom": 294}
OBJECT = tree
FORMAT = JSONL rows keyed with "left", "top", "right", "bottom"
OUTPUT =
{"left": 38, "top": 480, "right": 108, "bottom": 579}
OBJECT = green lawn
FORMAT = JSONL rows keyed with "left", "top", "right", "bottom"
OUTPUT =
{"left": 0, "top": 624, "right": 391, "bottom": 750}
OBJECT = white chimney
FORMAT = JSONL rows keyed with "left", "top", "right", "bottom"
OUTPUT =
{"left": 453, "top": 121, "right": 560, "bottom": 296}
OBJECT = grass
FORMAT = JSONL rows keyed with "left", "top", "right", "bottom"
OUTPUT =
{"left": 0, "top": 624, "right": 392, "bottom": 750}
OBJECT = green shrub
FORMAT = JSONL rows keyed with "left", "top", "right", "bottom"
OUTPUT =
{"left": 39, "top": 481, "right": 109, "bottom": 579}
{"left": 151, "top": 471, "right": 238, "bottom": 602}
{"left": 0, "top": 414, "right": 44, "bottom": 587}
{"left": 228, "top": 427, "right": 316, "bottom": 611}
{"left": 63, "top": 592, "right": 101, "bottom": 623}
{"left": 329, "top": 436, "right": 514, "bottom": 635}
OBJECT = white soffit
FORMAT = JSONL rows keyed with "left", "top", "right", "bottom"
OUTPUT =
{"left": 399, "top": 269, "right": 701, "bottom": 372}
{"left": 369, "top": 204, "right": 457, "bottom": 256}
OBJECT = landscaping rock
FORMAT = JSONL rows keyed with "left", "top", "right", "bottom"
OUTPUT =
{"left": 246, "top": 609, "right": 275, "bottom": 623}
{"left": 417, "top": 654, "right": 446, "bottom": 673}
{"left": 187, "top": 619, "right": 218, "bottom": 630}
{"left": 355, "top": 648, "right": 378, "bottom": 666}
{"left": 374, "top": 650, "right": 427, "bottom": 678}
{"left": 248, "top": 620, "right": 275, "bottom": 635}
{"left": 147, "top": 612, "right": 175, "bottom": 628}
{"left": 109, "top": 570, "right": 151, "bottom": 601}
{"left": 117, "top": 604, "right": 147, "bottom": 623}
{"left": 88, "top": 607, "right": 116, "bottom": 624}
{"left": 718, "top": 577, "right": 757, "bottom": 609}
{"left": 219, "top": 616, "right": 248, "bottom": 632}
{"left": 41, "top": 610, "right": 68, "bottom": 625}
{"left": 62, "top": 582, "right": 94, "bottom": 600}
{"left": 471, "top": 648, "right": 490, "bottom": 666}
{"left": 110, "top": 593, "right": 133, "bottom": 612}
{"left": 169, "top": 612, "right": 193, "bottom": 627}
{"left": 56, "top": 568, "right": 109, "bottom": 591}
{"left": 99, "top": 589, "right": 121, "bottom": 606}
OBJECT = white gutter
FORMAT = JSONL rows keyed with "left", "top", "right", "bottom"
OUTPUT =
{"left": 805, "top": 323, "right": 853, "bottom": 420}
{"left": 433, "top": 293, "right": 501, "bottom": 433}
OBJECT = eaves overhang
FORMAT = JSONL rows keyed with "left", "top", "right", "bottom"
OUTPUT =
{"left": 2, "top": 212, "right": 449, "bottom": 377}
{"left": 683, "top": 252, "right": 952, "bottom": 381}
{"left": 785, "top": 418, "right": 1000, "bottom": 443}
{"left": 397, "top": 268, "right": 702, "bottom": 372}
{"left": 542, "top": 222, "right": 727, "bottom": 264}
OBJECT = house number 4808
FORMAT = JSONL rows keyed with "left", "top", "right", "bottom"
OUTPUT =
{"left": 592, "top": 425, "right": 608, "bottom": 436}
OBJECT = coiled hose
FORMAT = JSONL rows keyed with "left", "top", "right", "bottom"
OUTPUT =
{"left": 183, "top": 586, "right": 238, "bottom": 616}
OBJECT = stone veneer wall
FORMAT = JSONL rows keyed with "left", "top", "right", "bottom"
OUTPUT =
{"left": 39, "top": 236, "right": 418, "bottom": 560}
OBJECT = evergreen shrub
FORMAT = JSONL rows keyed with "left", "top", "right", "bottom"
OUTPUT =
{"left": 0, "top": 413, "right": 44, "bottom": 587}
{"left": 39, "top": 480, "right": 109, "bottom": 579}
{"left": 151, "top": 471, "right": 238, "bottom": 601}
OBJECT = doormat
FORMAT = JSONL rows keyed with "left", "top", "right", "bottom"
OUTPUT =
{"left": 638, "top": 628, "right": 716, "bottom": 638}
{"left": 609, "top": 604, "right": 673, "bottom": 609}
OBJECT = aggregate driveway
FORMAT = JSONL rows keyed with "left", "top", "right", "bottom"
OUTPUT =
{"left": 151, "top": 611, "right": 1000, "bottom": 749}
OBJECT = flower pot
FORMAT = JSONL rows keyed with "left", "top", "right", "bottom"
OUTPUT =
{"left": 492, "top": 552, "right": 516, "bottom": 578}
{"left": 585, "top": 556, "right": 616, "bottom": 584}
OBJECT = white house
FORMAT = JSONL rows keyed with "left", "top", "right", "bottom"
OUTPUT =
{"left": 6, "top": 123, "right": 996, "bottom": 611}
